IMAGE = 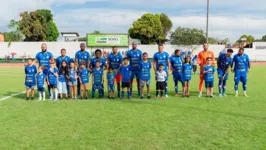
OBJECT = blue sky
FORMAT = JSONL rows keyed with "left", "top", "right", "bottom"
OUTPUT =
{"left": 1, "top": 0, "right": 266, "bottom": 42}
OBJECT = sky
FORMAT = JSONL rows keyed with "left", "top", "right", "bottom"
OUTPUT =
{"left": 1, "top": 0, "right": 266, "bottom": 42}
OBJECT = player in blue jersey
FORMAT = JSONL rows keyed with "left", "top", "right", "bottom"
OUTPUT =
{"left": 75, "top": 43, "right": 90, "bottom": 97}
{"left": 58, "top": 61, "right": 68, "bottom": 100}
{"left": 119, "top": 57, "right": 132, "bottom": 99}
{"left": 56, "top": 48, "right": 74, "bottom": 68}
{"left": 34, "top": 43, "right": 54, "bottom": 96}
{"left": 25, "top": 58, "right": 37, "bottom": 100}
{"left": 90, "top": 49, "right": 107, "bottom": 69}
{"left": 107, "top": 67, "right": 116, "bottom": 99}
{"left": 79, "top": 63, "right": 89, "bottom": 99}
{"left": 36, "top": 66, "right": 46, "bottom": 101}
{"left": 92, "top": 61, "right": 104, "bottom": 99}
{"left": 126, "top": 42, "right": 142, "bottom": 96}
{"left": 68, "top": 62, "right": 78, "bottom": 100}
{"left": 203, "top": 57, "right": 216, "bottom": 98}
{"left": 153, "top": 44, "right": 170, "bottom": 97}
{"left": 170, "top": 49, "right": 184, "bottom": 96}
{"left": 140, "top": 53, "right": 152, "bottom": 99}
{"left": 107, "top": 46, "right": 123, "bottom": 97}
{"left": 47, "top": 61, "right": 59, "bottom": 101}
{"left": 217, "top": 49, "right": 234, "bottom": 97}
{"left": 182, "top": 56, "right": 192, "bottom": 97}
{"left": 231, "top": 48, "right": 250, "bottom": 97}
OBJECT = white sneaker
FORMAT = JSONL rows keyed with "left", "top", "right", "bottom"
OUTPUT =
{"left": 165, "top": 94, "right": 169, "bottom": 98}
{"left": 219, "top": 94, "right": 223, "bottom": 97}
{"left": 38, "top": 97, "right": 42, "bottom": 101}
{"left": 198, "top": 93, "right": 202, "bottom": 98}
{"left": 42, "top": 98, "right": 46, "bottom": 101}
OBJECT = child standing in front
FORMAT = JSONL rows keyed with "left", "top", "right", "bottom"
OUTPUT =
{"left": 68, "top": 62, "right": 78, "bottom": 100}
{"left": 58, "top": 61, "right": 68, "bottom": 100}
{"left": 25, "top": 58, "right": 37, "bottom": 100}
{"left": 107, "top": 67, "right": 116, "bottom": 99}
{"left": 140, "top": 52, "right": 152, "bottom": 99}
{"left": 47, "top": 61, "right": 59, "bottom": 101}
{"left": 182, "top": 56, "right": 193, "bottom": 97}
{"left": 203, "top": 57, "right": 216, "bottom": 98}
{"left": 119, "top": 57, "right": 132, "bottom": 99}
{"left": 92, "top": 61, "right": 104, "bottom": 99}
{"left": 79, "top": 63, "right": 89, "bottom": 99}
{"left": 36, "top": 66, "right": 46, "bottom": 100}
{"left": 155, "top": 64, "right": 168, "bottom": 99}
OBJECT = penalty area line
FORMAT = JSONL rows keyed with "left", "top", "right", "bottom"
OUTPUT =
{"left": 0, "top": 91, "right": 26, "bottom": 102}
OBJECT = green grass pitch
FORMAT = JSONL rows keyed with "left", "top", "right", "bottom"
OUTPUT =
{"left": 0, "top": 66, "right": 265, "bottom": 150}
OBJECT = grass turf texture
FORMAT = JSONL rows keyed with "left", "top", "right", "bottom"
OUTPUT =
{"left": 0, "top": 66, "right": 265, "bottom": 150}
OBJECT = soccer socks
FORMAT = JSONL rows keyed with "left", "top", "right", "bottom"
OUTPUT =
{"left": 98, "top": 89, "right": 103, "bottom": 98}
{"left": 160, "top": 91, "right": 163, "bottom": 97}
{"left": 127, "top": 91, "right": 131, "bottom": 98}
{"left": 54, "top": 89, "right": 58, "bottom": 100}
{"left": 223, "top": 80, "right": 227, "bottom": 95}
{"left": 174, "top": 81, "right": 178, "bottom": 94}
{"left": 39, "top": 92, "right": 42, "bottom": 100}
{"left": 218, "top": 80, "right": 223, "bottom": 94}
{"left": 92, "top": 89, "right": 95, "bottom": 98}
{"left": 156, "top": 91, "right": 159, "bottom": 97}
{"left": 122, "top": 91, "right": 125, "bottom": 98}
{"left": 165, "top": 82, "right": 168, "bottom": 95}
{"left": 234, "top": 82, "right": 239, "bottom": 91}
{"left": 50, "top": 89, "right": 54, "bottom": 100}
{"left": 138, "top": 88, "right": 141, "bottom": 96}
{"left": 243, "top": 82, "right": 247, "bottom": 91}
{"left": 42, "top": 92, "right": 45, "bottom": 100}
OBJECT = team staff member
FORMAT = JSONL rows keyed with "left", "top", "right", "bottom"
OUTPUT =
{"left": 126, "top": 42, "right": 142, "bottom": 96}
{"left": 153, "top": 44, "right": 170, "bottom": 97}
{"left": 107, "top": 46, "right": 123, "bottom": 97}
{"left": 75, "top": 43, "right": 90, "bottom": 97}
{"left": 34, "top": 43, "right": 54, "bottom": 96}
{"left": 197, "top": 43, "right": 215, "bottom": 97}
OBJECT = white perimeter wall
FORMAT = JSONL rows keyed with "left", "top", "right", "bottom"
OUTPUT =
{"left": 0, "top": 42, "right": 266, "bottom": 61}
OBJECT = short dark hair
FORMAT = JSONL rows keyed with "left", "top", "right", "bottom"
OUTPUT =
{"left": 227, "top": 49, "right": 233, "bottom": 53}
{"left": 143, "top": 52, "right": 148, "bottom": 56}
{"left": 239, "top": 48, "right": 244, "bottom": 51}
{"left": 95, "top": 49, "right": 102, "bottom": 54}
{"left": 80, "top": 43, "right": 86, "bottom": 47}
{"left": 28, "top": 58, "right": 33, "bottom": 61}
{"left": 61, "top": 48, "right": 66, "bottom": 52}
{"left": 158, "top": 43, "right": 164, "bottom": 47}
{"left": 175, "top": 49, "right": 180, "bottom": 54}
{"left": 159, "top": 64, "right": 164, "bottom": 67}
{"left": 123, "top": 57, "right": 129, "bottom": 61}
{"left": 112, "top": 46, "right": 117, "bottom": 49}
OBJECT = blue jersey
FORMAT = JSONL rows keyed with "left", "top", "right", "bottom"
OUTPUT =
{"left": 47, "top": 68, "right": 58, "bottom": 85}
{"left": 107, "top": 53, "right": 123, "bottom": 71}
{"left": 35, "top": 52, "right": 53, "bottom": 68}
{"left": 170, "top": 56, "right": 183, "bottom": 72}
{"left": 79, "top": 68, "right": 89, "bottom": 84}
{"left": 140, "top": 60, "right": 152, "bottom": 80}
{"left": 56, "top": 56, "right": 73, "bottom": 68}
{"left": 153, "top": 52, "right": 169, "bottom": 72}
{"left": 204, "top": 65, "right": 215, "bottom": 82}
{"left": 119, "top": 65, "right": 132, "bottom": 82}
{"left": 75, "top": 50, "right": 90, "bottom": 67}
{"left": 25, "top": 65, "right": 37, "bottom": 86}
{"left": 36, "top": 73, "right": 46, "bottom": 88}
{"left": 90, "top": 57, "right": 106, "bottom": 69}
{"left": 182, "top": 63, "right": 192, "bottom": 81}
{"left": 218, "top": 53, "right": 233, "bottom": 71}
{"left": 107, "top": 72, "right": 116, "bottom": 86}
{"left": 232, "top": 54, "right": 250, "bottom": 72}
{"left": 126, "top": 49, "right": 142, "bottom": 71}
{"left": 68, "top": 68, "right": 77, "bottom": 82}
{"left": 92, "top": 68, "right": 103, "bottom": 84}
{"left": 58, "top": 72, "right": 67, "bottom": 82}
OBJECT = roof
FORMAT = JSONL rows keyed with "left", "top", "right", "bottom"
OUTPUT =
{"left": 61, "top": 32, "right": 79, "bottom": 36}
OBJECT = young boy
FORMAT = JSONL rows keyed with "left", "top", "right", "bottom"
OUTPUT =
{"left": 107, "top": 67, "right": 116, "bottom": 99}
{"left": 140, "top": 52, "right": 152, "bottom": 99}
{"left": 155, "top": 64, "right": 168, "bottom": 99}
{"left": 47, "top": 61, "right": 59, "bottom": 101}
{"left": 203, "top": 57, "right": 216, "bottom": 98}
{"left": 79, "top": 63, "right": 89, "bottom": 99}
{"left": 92, "top": 61, "right": 104, "bottom": 99}
{"left": 182, "top": 56, "right": 193, "bottom": 97}
{"left": 119, "top": 57, "right": 132, "bottom": 99}
{"left": 68, "top": 62, "right": 78, "bottom": 100}
{"left": 25, "top": 58, "right": 37, "bottom": 100}
{"left": 36, "top": 66, "right": 46, "bottom": 100}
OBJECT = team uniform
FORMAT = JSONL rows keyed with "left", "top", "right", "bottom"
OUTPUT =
{"left": 232, "top": 54, "right": 250, "bottom": 94}
{"left": 204, "top": 65, "right": 215, "bottom": 88}
{"left": 47, "top": 68, "right": 58, "bottom": 100}
{"left": 107, "top": 53, "right": 123, "bottom": 82}
{"left": 25, "top": 65, "right": 37, "bottom": 89}
{"left": 153, "top": 52, "right": 170, "bottom": 95}
{"left": 119, "top": 65, "right": 132, "bottom": 98}
{"left": 58, "top": 71, "right": 67, "bottom": 94}
{"left": 182, "top": 63, "right": 192, "bottom": 82}
{"left": 107, "top": 72, "right": 116, "bottom": 92}
{"left": 170, "top": 56, "right": 184, "bottom": 94}
{"left": 90, "top": 57, "right": 107, "bottom": 69}
{"left": 56, "top": 56, "right": 74, "bottom": 68}
{"left": 35, "top": 52, "right": 53, "bottom": 74}
{"left": 140, "top": 60, "right": 152, "bottom": 87}
{"left": 217, "top": 53, "right": 233, "bottom": 96}
{"left": 68, "top": 68, "right": 78, "bottom": 86}
{"left": 92, "top": 68, "right": 104, "bottom": 98}
{"left": 36, "top": 73, "right": 46, "bottom": 100}
{"left": 79, "top": 68, "right": 89, "bottom": 84}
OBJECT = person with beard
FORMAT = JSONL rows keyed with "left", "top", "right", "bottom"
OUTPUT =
{"left": 34, "top": 43, "right": 54, "bottom": 96}
{"left": 75, "top": 43, "right": 90, "bottom": 97}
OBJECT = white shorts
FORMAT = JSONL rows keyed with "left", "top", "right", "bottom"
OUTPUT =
{"left": 58, "top": 81, "right": 67, "bottom": 94}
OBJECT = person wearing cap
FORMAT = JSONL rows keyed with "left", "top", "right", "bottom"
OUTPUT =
{"left": 75, "top": 43, "right": 90, "bottom": 97}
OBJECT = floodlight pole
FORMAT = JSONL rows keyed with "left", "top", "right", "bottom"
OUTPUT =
{"left": 206, "top": 0, "right": 210, "bottom": 43}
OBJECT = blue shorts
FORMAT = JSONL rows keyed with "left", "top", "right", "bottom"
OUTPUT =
{"left": 108, "top": 85, "right": 115, "bottom": 92}
{"left": 173, "top": 72, "right": 183, "bottom": 82}
{"left": 234, "top": 71, "right": 247, "bottom": 83}
{"left": 140, "top": 80, "right": 151, "bottom": 86}
{"left": 68, "top": 80, "right": 77, "bottom": 86}
{"left": 93, "top": 84, "right": 102, "bottom": 90}
{"left": 26, "top": 85, "right": 35, "bottom": 90}
{"left": 205, "top": 81, "right": 214, "bottom": 88}
{"left": 38, "top": 87, "right": 45, "bottom": 92}
{"left": 131, "top": 70, "right": 141, "bottom": 79}
{"left": 218, "top": 69, "right": 229, "bottom": 80}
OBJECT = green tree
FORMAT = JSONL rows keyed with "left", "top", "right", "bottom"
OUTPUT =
{"left": 3, "top": 20, "right": 23, "bottom": 42}
{"left": 128, "top": 13, "right": 172, "bottom": 44}
{"left": 78, "top": 37, "right": 87, "bottom": 41}
{"left": 170, "top": 27, "right": 206, "bottom": 45}
{"left": 93, "top": 30, "right": 100, "bottom": 34}
{"left": 262, "top": 35, "right": 266, "bottom": 41}
{"left": 239, "top": 34, "right": 254, "bottom": 43}
{"left": 208, "top": 37, "right": 219, "bottom": 44}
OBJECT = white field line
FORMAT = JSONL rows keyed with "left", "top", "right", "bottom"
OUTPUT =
{"left": 0, "top": 74, "right": 24, "bottom": 76}
{"left": 0, "top": 91, "right": 26, "bottom": 101}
